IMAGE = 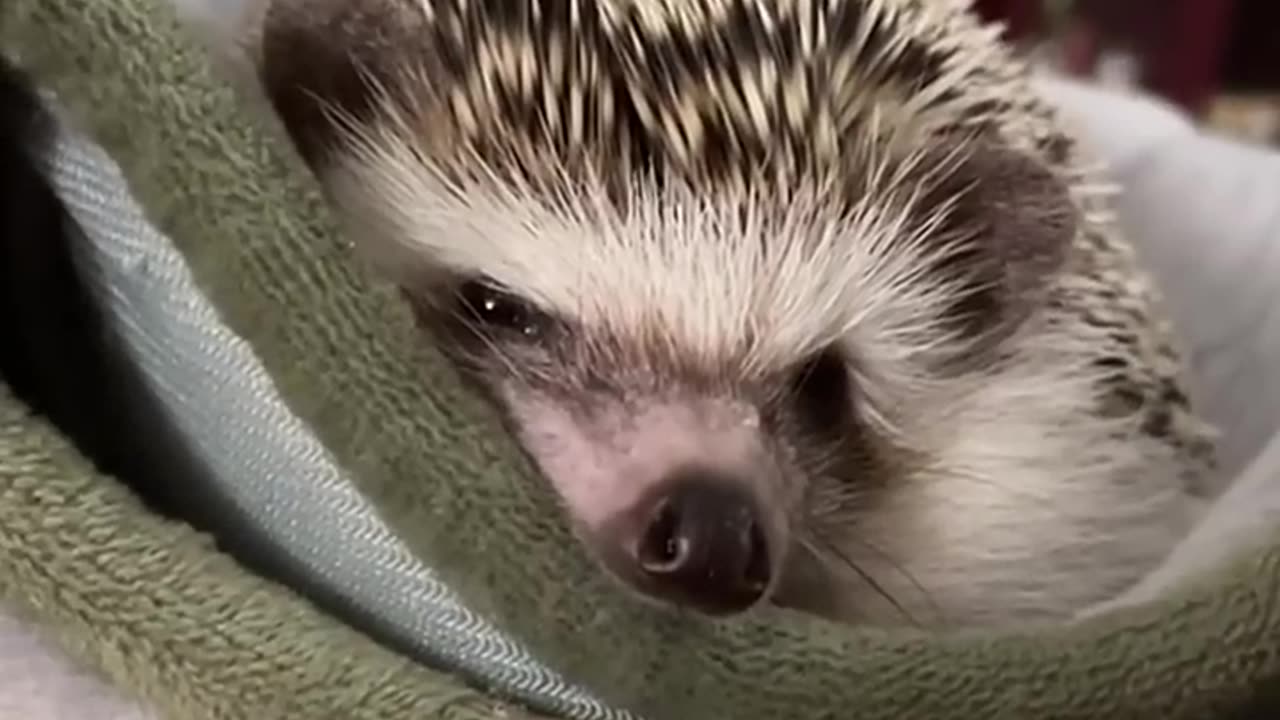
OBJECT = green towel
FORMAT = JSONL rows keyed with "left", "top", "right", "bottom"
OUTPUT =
{"left": 1, "top": 0, "right": 1280, "bottom": 719}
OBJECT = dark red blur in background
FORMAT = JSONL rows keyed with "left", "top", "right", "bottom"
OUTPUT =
{"left": 969, "top": 0, "right": 1278, "bottom": 117}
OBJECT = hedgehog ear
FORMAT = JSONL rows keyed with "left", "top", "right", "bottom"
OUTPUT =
{"left": 926, "top": 134, "right": 1079, "bottom": 353}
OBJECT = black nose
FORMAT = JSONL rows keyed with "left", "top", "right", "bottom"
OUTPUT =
{"left": 634, "top": 470, "right": 772, "bottom": 615}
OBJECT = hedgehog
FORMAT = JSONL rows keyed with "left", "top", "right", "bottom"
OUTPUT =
{"left": 204, "top": 0, "right": 1219, "bottom": 628}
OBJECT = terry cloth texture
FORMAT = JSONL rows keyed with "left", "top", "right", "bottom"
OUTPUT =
{"left": 1, "top": 1, "right": 1280, "bottom": 720}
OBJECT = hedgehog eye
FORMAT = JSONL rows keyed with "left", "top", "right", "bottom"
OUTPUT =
{"left": 455, "top": 278, "right": 548, "bottom": 339}
{"left": 790, "top": 348, "right": 852, "bottom": 430}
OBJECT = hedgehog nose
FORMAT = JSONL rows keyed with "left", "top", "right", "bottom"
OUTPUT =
{"left": 634, "top": 470, "right": 772, "bottom": 615}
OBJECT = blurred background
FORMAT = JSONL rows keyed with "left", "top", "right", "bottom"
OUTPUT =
{"left": 971, "top": 0, "right": 1280, "bottom": 146}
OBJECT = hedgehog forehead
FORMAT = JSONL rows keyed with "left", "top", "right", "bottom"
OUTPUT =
{"left": 483, "top": 187, "right": 866, "bottom": 369}
{"left": 352, "top": 144, "right": 938, "bottom": 377}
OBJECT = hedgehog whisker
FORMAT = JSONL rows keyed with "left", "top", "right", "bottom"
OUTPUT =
{"left": 798, "top": 532, "right": 923, "bottom": 628}
{"left": 820, "top": 525, "right": 945, "bottom": 627}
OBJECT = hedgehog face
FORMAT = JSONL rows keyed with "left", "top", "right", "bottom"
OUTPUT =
{"left": 413, "top": 271, "right": 892, "bottom": 617}
{"left": 316, "top": 109, "right": 1087, "bottom": 621}
{"left": 354, "top": 147, "right": 1016, "bottom": 622}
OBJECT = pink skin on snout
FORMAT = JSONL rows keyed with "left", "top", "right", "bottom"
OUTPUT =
{"left": 502, "top": 390, "right": 786, "bottom": 609}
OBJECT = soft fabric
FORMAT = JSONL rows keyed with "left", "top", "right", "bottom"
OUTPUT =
{"left": 2, "top": 2, "right": 1280, "bottom": 720}
{"left": 45, "top": 83, "right": 616, "bottom": 720}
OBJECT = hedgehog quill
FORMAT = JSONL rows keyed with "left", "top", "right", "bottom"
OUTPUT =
{"left": 210, "top": 0, "right": 1218, "bottom": 628}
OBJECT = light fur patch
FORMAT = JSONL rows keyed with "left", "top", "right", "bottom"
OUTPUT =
{"left": 332, "top": 127, "right": 977, "bottom": 382}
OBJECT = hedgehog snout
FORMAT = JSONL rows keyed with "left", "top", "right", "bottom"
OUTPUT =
{"left": 503, "top": 390, "right": 787, "bottom": 615}
{"left": 625, "top": 466, "right": 773, "bottom": 615}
